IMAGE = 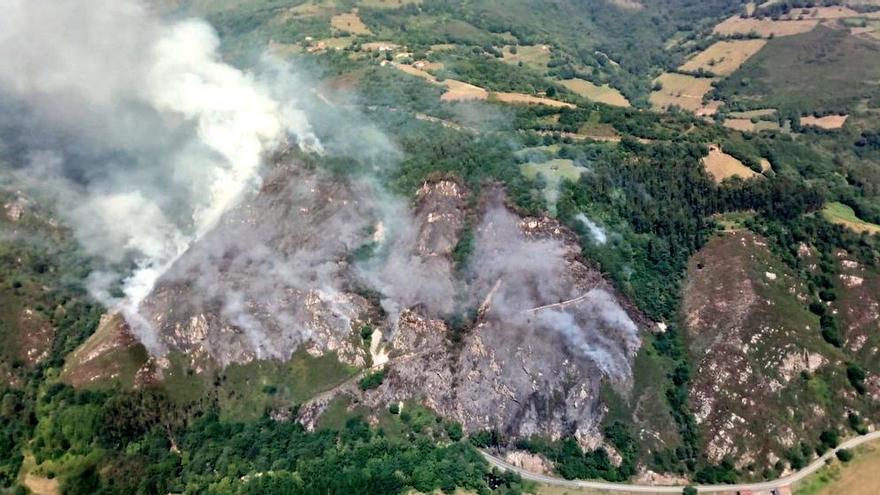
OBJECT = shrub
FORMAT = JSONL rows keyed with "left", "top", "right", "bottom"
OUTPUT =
{"left": 846, "top": 364, "right": 867, "bottom": 395}
{"left": 836, "top": 449, "right": 854, "bottom": 462}
{"left": 358, "top": 371, "right": 385, "bottom": 391}
{"left": 819, "top": 430, "right": 839, "bottom": 449}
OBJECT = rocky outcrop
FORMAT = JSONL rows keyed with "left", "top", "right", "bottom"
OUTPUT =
{"left": 118, "top": 163, "right": 644, "bottom": 450}
{"left": 684, "top": 231, "right": 841, "bottom": 467}
{"left": 343, "top": 187, "right": 642, "bottom": 449}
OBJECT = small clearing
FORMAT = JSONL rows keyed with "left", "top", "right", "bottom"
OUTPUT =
{"left": 331, "top": 10, "right": 372, "bottom": 35}
{"left": 521, "top": 159, "right": 586, "bottom": 213}
{"left": 713, "top": 16, "right": 819, "bottom": 37}
{"left": 315, "top": 37, "right": 353, "bottom": 51}
{"left": 724, "top": 118, "right": 783, "bottom": 133}
{"left": 729, "top": 108, "right": 777, "bottom": 119}
{"left": 521, "top": 159, "right": 584, "bottom": 183}
{"left": 394, "top": 62, "right": 436, "bottom": 80}
{"left": 391, "top": 63, "right": 571, "bottom": 107}
{"left": 268, "top": 41, "right": 304, "bottom": 57}
{"left": 23, "top": 474, "right": 59, "bottom": 495}
{"left": 801, "top": 114, "right": 849, "bottom": 129}
{"left": 679, "top": 39, "right": 767, "bottom": 76}
{"left": 822, "top": 202, "right": 880, "bottom": 234}
{"left": 560, "top": 78, "right": 631, "bottom": 107}
{"left": 774, "top": 6, "right": 859, "bottom": 20}
{"left": 501, "top": 44, "right": 552, "bottom": 70}
{"left": 491, "top": 92, "right": 574, "bottom": 108}
{"left": 702, "top": 144, "right": 760, "bottom": 183}
{"left": 696, "top": 100, "right": 723, "bottom": 117}
{"left": 279, "top": 0, "right": 336, "bottom": 19}
{"left": 429, "top": 43, "right": 457, "bottom": 52}
{"left": 362, "top": 41, "right": 400, "bottom": 51}
{"left": 441, "top": 80, "right": 489, "bottom": 101}
{"left": 649, "top": 73, "right": 716, "bottom": 112}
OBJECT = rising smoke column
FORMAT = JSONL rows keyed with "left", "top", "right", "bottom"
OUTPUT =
{"left": 0, "top": 0, "right": 321, "bottom": 352}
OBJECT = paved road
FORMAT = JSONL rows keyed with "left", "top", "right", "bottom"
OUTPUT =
{"left": 483, "top": 430, "right": 880, "bottom": 493}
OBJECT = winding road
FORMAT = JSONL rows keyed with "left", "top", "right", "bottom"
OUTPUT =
{"left": 482, "top": 430, "right": 880, "bottom": 493}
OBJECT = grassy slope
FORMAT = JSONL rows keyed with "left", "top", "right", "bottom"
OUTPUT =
{"left": 157, "top": 349, "right": 359, "bottom": 421}
{"left": 714, "top": 25, "right": 880, "bottom": 113}
{"left": 822, "top": 202, "right": 880, "bottom": 234}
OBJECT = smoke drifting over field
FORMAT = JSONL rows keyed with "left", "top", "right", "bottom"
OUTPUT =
{"left": 0, "top": 0, "right": 320, "bottom": 350}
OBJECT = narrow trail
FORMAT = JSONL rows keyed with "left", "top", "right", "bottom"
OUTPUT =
{"left": 483, "top": 430, "right": 880, "bottom": 493}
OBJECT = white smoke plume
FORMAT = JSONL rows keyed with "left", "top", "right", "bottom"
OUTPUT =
{"left": 470, "top": 204, "right": 640, "bottom": 381}
{"left": 0, "top": 0, "right": 321, "bottom": 352}
{"left": 575, "top": 213, "right": 608, "bottom": 245}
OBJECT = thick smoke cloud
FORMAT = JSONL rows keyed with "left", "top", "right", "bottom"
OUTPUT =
{"left": 0, "top": 0, "right": 320, "bottom": 351}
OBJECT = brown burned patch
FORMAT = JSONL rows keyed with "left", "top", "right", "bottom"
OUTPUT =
{"left": 61, "top": 313, "right": 149, "bottom": 388}
{"left": 685, "top": 231, "right": 832, "bottom": 467}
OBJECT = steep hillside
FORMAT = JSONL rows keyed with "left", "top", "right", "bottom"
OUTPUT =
{"left": 3, "top": 0, "right": 880, "bottom": 493}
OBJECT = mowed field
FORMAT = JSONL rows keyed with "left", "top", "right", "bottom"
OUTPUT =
{"left": 729, "top": 109, "right": 777, "bottom": 119}
{"left": 795, "top": 442, "right": 880, "bottom": 495}
{"left": 491, "top": 92, "right": 574, "bottom": 108}
{"left": 821, "top": 202, "right": 880, "bottom": 234}
{"left": 702, "top": 145, "right": 760, "bottom": 183}
{"left": 800, "top": 114, "right": 848, "bottom": 129}
{"left": 331, "top": 10, "right": 372, "bottom": 35}
{"left": 441, "top": 79, "right": 489, "bottom": 101}
{"left": 561, "top": 79, "right": 631, "bottom": 107}
{"left": 501, "top": 44, "right": 552, "bottom": 70}
{"left": 773, "top": 5, "right": 859, "bottom": 20}
{"left": 724, "top": 118, "right": 783, "bottom": 133}
{"left": 649, "top": 73, "right": 716, "bottom": 112}
{"left": 392, "top": 62, "right": 573, "bottom": 107}
{"left": 713, "top": 16, "right": 819, "bottom": 37}
{"left": 679, "top": 39, "right": 767, "bottom": 76}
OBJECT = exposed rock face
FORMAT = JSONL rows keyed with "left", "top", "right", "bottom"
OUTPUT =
{"left": 141, "top": 163, "right": 376, "bottom": 368}
{"left": 504, "top": 451, "right": 552, "bottom": 475}
{"left": 356, "top": 188, "right": 642, "bottom": 448}
{"left": 122, "top": 161, "right": 643, "bottom": 448}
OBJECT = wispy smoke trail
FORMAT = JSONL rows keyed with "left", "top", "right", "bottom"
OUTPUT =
{"left": 0, "top": 0, "right": 320, "bottom": 351}
{"left": 575, "top": 213, "right": 608, "bottom": 245}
